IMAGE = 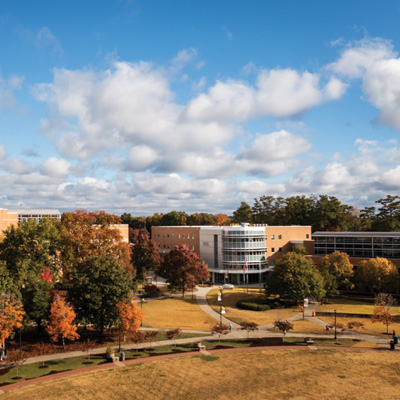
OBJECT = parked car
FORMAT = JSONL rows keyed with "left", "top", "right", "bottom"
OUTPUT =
{"left": 222, "top": 283, "right": 234, "bottom": 289}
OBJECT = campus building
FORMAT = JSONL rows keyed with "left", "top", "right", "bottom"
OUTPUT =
{"left": 152, "top": 224, "right": 311, "bottom": 284}
{"left": 311, "top": 231, "right": 400, "bottom": 268}
{"left": 7, "top": 208, "right": 61, "bottom": 223}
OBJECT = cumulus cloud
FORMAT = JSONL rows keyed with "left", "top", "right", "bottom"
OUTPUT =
{"left": 40, "top": 157, "right": 71, "bottom": 178}
{"left": 329, "top": 37, "right": 400, "bottom": 129}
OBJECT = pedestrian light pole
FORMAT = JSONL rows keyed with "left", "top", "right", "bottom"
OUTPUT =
{"left": 218, "top": 288, "right": 223, "bottom": 326}
{"left": 334, "top": 309, "right": 337, "bottom": 341}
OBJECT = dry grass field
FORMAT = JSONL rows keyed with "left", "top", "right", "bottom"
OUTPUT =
{"left": 3, "top": 349, "right": 400, "bottom": 400}
{"left": 141, "top": 297, "right": 217, "bottom": 330}
{"left": 207, "top": 288, "right": 298, "bottom": 324}
{"left": 317, "top": 298, "right": 400, "bottom": 315}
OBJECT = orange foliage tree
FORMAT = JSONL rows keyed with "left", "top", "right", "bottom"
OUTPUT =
{"left": 117, "top": 299, "right": 144, "bottom": 341}
{"left": 47, "top": 295, "right": 79, "bottom": 349}
{"left": 0, "top": 294, "right": 24, "bottom": 349}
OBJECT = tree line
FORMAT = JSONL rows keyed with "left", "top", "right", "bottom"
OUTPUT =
{"left": 122, "top": 194, "right": 400, "bottom": 233}
{"left": 266, "top": 249, "right": 399, "bottom": 303}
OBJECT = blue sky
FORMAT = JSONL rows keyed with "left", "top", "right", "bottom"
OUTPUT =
{"left": 1, "top": 1, "right": 400, "bottom": 215}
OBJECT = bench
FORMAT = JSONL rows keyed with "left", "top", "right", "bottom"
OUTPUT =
{"left": 197, "top": 342, "right": 206, "bottom": 351}
{"left": 305, "top": 337, "right": 314, "bottom": 345}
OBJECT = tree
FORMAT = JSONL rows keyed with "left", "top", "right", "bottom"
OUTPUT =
{"left": 69, "top": 256, "right": 133, "bottom": 334}
{"left": 61, "top": 210, "right": 131, "bottom": 276}
{"left": 265, "top": 252, "right": 326, "bottom": 303}
{"left": 214, "top": 213, "right": 231, "bottom": 226}
{"left": 347, "top": 321, "right": 364, "bottom": 338}
{"left": 232, "top": 202, "right": 253, "bottom": 223}
{"left": 117, "top": 299, "right": 144, "bottom": 341}
{"left": 273, "top": 320, "right": 294, "bottom": 336}
{"left": 371, "top": 293, "right": 397, "bottom": 335}
{"left": 373, "top": 195, "right": 400, "bottom": 231}
{"left": 317, "top": 251, "right": 354, "bottom": 296}
{"left": 189, "top": 213, "right": 216, "bottom": 225}
{"left": 8, "top": 350, "right": 27, "bottom": 378}
{"left": 37, "top": 342, "right": 53, "bottom": 366}
{"left": 239, "top": 321, "right": 259, "bottom": 338}
{"left": 47, "top": 295, "right": 79, "bottom": 349}
{"left": 0, "top": 294, "right": 24, "bottom": 350}
{"left": 22, "top": 275, "right": 54, "bottom": 337}
{"left": 0, "top": 261, "right": 20, "bottom": 298}
{"left": 167, "top": 328, "right": 181, "bottom": 347}
{"left": 162, "top": 245, "right": 209, "bottom": 297}
{"left": 356, "top": 258, "right": 398, "bottom": 293}
{"left": 160, "top": 211, "right": 189, "bottom": 226}
{"left": 0, "top": 218, "right": 61, "bottom": 288}
{"left": 80, "top": 339, "right": 96, "bottom": 361}
{"left": 131, "top": 229, "right": 161, "bottom": 280}
{"left": 211, "top": 323, "right": 228, "bottom": 342}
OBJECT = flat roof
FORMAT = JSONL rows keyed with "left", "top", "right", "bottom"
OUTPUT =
{"left": 8, "top": 209, "right": 61, "bottom": 215}
{"left": 313, "top": 231, "right": 400, "bottom": 238}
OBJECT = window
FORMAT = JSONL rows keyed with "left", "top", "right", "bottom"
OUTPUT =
{"left": 183, "top": 234, "right": 186, "bottom": 239}
{"left": 278, "top": 235, "right": 282, "bottom": 240}
{"left": 192, "top": 245, "right": 195, "bottom": 250}
{"left": 279, "top": 247, "right": 282, "bottom": 252}
{"left": 271, "top": 248, "right": 275, "bottom": 252}
{"left": 167, "top": 234, "right": 169, "bottom": 238}
{"left": 192, "top": 234, "right": 195, "bottom": 239}
{"left": 178, "top": 234, "right": 181, "bottom": 239}
{"left": 163, "top": 234, "right": 165, "bottom": 238}
{"left": 306, "top": 234, "right": 309, "bottom": 239}
{"left": 171, "top": 234, "right": 174, "bottom": 238}
{"left": 271, "top": 235, "right": 275, "bottom": 240}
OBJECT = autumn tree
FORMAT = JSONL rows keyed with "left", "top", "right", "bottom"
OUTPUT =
{"left": 189, "top": 213, "right": 216, "bottom": 225}
{"left": 356, "top": 257, "right": 398, "bottom": 293}
{"left": 117, "top": 299, "right": 144, "bottom": 341}
{"left": 274, "top": 319, "right": 294, "bottom": 336}
{"left": 0, "top": 294, "right": 24, "bottom": 350}
{"left": 47, "top": 295, "right": 79, "bottom": 349}
{"left": 131, "top": 229, "right": 161, "bottom": 280}
{"left": 214, "top": 213, "right": 231, "bottom": 226}
{"left": 265, "top": 252, "right": 326, "bottom": 303}
{"left": 161, "top": 245, "right": 209, "bottom": 297}
{"left": 167, "top": 328, "right": 181, "bottom": 347}
{"left": 211, "top": 323, "right": 228, "bottom": 342}
{"left": 239, "top": 321, "right": 259, "bottom": 338}
{"left": 61, "top": 210, "right": 131, "bottom": 276}
{"left": 69, "top": 256, "right": 133, "bottom": 334}
{"left": 371, "top": 293, "right": 397, "bottom": 335}
{"left": 317, "top": 251, "right": 354, "bottom": 297}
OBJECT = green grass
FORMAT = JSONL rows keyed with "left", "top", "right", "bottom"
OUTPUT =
{"left": 0, "top": 355, "right": 106, "bottom": 386}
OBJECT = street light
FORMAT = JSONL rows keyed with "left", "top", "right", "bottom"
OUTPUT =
{"left": 334, "top": 309, "right": 337, "bottom": 341}
{"left": 140, "top": 298, "right": 144, "bottom": 327}
{"left": 217, "top": 288, "right": 223, "bottom": 326}
{"left": 118, "top": 319, "right": 121, "bottom": 353}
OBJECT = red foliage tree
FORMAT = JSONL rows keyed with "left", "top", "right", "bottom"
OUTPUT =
{"left": 162, "top": 245, "right": 209, "bottom": 297}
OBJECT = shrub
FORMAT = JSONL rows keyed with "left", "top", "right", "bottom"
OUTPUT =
{"left": 144, "top": 284, "right": 161, "bottom": 297}
{"left": 236, "top": 299, "right": 271, "bottom": 311}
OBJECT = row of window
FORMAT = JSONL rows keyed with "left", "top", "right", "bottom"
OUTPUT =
{"left": 162, "top": 243, "right": 195, "bottom": 250}
{"left": 156, "top": 233, "right": 196, "bottom": 240}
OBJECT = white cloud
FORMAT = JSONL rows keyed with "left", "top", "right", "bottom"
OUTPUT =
{"left": 40, "top": 157, "right": 71, "bottom": 178}
{"left": 329, "top": 37, "right": 400, "bottom": 129}
{"left": 0, "top": 73, "right": 24, "bottom": 112}
{"left": 0, "top": 144, "right": 7, "bottom": 160}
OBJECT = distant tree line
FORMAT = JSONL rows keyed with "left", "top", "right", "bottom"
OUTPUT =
{"left": 122, "top": 194, "right": 400, "bottom": 233}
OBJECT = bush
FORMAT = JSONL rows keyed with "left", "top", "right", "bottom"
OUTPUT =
{"left": 144, "top": 284, "right": 161, "bottom": 297}
{"left": 236, "top": 299, "right": 271, "bottom": 311}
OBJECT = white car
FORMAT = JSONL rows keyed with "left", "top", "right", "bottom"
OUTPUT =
{"left": 222, "top": 283, "right": 234, "bottom": 289}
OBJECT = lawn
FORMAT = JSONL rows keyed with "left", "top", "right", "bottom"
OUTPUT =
{"left": 3, "top": 349, "right": 400, "bottom": 399}
{"left": 141, "top": 297, "right": 217, "bottom": 330}
{"left": 317, "top": 297, "right": 400, "bottom": 315}
{"left": 206, "top": 288, "right": 298, "bottom": 325}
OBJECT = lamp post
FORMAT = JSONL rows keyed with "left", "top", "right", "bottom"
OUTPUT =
{"left": 140, "top": 298, "right": 144, "bottom": 327}
{"left": 217, "top": 288, "right": 223, "bottom": 326}
{"left": 118, "top": 319, "right": 121, "bottom": 353}
{"left": 334, "top": 309, "right": 337, "bottom": 341}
